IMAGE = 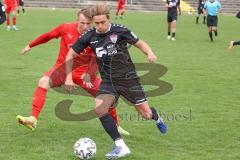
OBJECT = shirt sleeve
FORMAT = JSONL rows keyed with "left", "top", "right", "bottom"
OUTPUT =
{"left": 71, "top": 32, "right": 90, "bottom": 54}
{"left": 121, "top": 28, "right": 139, "bottom": 45}
{"left": 29, "top": 25, "right": 62, "bottom": 48}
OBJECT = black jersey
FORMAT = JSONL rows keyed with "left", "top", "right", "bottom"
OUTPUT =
{"left": 198, "top": 0, "right": 205, "bottom": 9}
{"left": 72, "top": 24, "right": 139, "bottom": 82}
{"left": 166, "top": 0, "right": 180, "bottom": 16}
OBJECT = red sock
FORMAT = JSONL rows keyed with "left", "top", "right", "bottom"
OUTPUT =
{"left": 13, "top": 16, "right": 16, "bottom": 25}
{"left": 6, "top": 18, "right": 10, "bottom": 26}
{"left": 108, "top": 107, "right": 119, "bottom": 126}
{"left": 116, "top": 9, "right": 119, "bottom": 16}
{"left": 31, "top": 87, "right": 47, "bottom": 119}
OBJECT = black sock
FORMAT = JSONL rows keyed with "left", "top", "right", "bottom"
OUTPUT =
{"left": 17, "top": 10, "right": 20, "bottom": 14}
{"left": 168, "top": 31, "right": 171, "bottom": 36}
{"left": 150, "top": 107, "right": 159, "bottom": 121}
{"left": 23, "top": 8, "right": 25, "bottom": 13}
{"left": 99, "top": 114, "right": 121, "bottom": 141}
{"left": 214, "top": 30, "right": 218, "bottom": 36}
{"left": 172, "top": 32, "right": 176, "bottom": 38}
{"left": 196, "top": 17, "right": 199, "bottom": 24}
{"left": 233, "top": 41, "right": 240, "bottom": 46}
{"left": 203, "top": 16, "right": 206, "bottom": 24}
{"left": 209, "top": 32, "right": 213, "bottom": 42}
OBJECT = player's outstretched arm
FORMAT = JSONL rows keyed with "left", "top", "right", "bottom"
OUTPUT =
{"left": 134, "top": 39, "right": 157, "bottom": 63}
{"left": 21, "top": 28, "right": 61, "bottom": 55}
{"left": 20, "top": 45, "right": 31, "bottom": 55}
{"left": 65, "top": 48, "right": 79, "bottom": 92}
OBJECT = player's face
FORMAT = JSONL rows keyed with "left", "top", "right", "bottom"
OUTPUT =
{"left": 93, "top": 15, "right": 110, "bottom": 33}
{"left": 77, "top": 14, "right": 92, "bottom": 33}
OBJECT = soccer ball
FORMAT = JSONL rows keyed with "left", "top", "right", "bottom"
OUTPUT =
{"left": 74, "top": 138, "right": 97, "bottom": 159}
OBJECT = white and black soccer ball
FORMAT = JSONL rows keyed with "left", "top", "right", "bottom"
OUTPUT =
{"left": 74, "top": 138, "right": 97, "bottom": 159}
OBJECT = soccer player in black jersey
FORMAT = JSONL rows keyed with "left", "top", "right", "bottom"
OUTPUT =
{"left": 196, "top": 0, "right": 206, "bottom": 24}
{"left": 65, "top": 4, "right": 167, "bottom": 159}
{"left": 228, "top": 12, "right": 240, "bottom": 49}
{"left": 229, "top": 41, "right": 240, "bottom": 49}
{"left": 0, "top": 1, "right": 6, "bottom": 26}
{"left": 166, "top": 0, "right": 181, "bottom": 41}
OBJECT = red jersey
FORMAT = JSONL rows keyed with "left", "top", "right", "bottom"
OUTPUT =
{"left": 4, "top": 0, "right": 17, "bottom": 6}
{"left": 29, "top": 22, "right": 98, "bottom": 80}
{"left": 118, "top": 0, "right": 126, "bottom": 6}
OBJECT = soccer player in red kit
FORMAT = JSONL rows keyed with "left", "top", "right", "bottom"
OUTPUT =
{"left": 3, "top": 0, "right": 18, "bottom": 30}
{"left": 115, "top": 0, "right": 126, "bottom": 19}
{"left": 16, "top": 8, "right": 130, "bottom": 135}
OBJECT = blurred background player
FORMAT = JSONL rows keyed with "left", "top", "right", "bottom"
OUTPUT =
{"left": 0, "top": 0, "right": 6, "bottom": 26}
{"left": 196, "top": 0, "right": 206, "bottom": 24}
{"left": 17, "top": 0, "right": 25, "bottom": 14}
{"left": 228, "top": 40, "right": 240, "bottom": 49}
{"left": 166, "top": 0, "right": 181, "bottom": 41}
{"left": 3, "top": 0, "right": 18, "bottom": 30}
{"left": 115, "top": 0, "right": 126, "bottom": 19}
{"left": 204, "top": 0, "right": 222, "bottom": 42}
{"left": 228, "top": 11, "right": 240, "bottom": 49}
{"left": 16, "top": 8, "right": 129, "bottom": 136}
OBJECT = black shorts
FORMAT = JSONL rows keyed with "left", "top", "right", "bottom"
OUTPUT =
{"left": 198, "top": 8, "right": 204, "bottom": 15}
{"left": 96, "top": 79, "right": 147, "bottom": 106}
{"left": 207, "top": 15, "right": 218, "bottom": 27}
{"left": 167, "top": 14, "right": 177, "bottom": 23}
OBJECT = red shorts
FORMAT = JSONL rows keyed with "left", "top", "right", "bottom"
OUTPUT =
{"left": 72, "top": 68, "right": 100, "bottom": 97}
{"left": 5, "top": 4, "right": 16, "bottom": 14}
{"left": 44, "top": 63, "right": 100, "bottom": 97}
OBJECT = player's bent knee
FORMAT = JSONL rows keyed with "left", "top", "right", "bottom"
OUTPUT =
{"left": 38, "top": 76, "right": 50, "bottom": 89}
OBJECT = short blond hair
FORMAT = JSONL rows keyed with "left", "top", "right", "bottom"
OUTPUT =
{"left": 77, "top": 7, "right": 92, "bottom": 20}
{"left": 90, "top": 4, "right": 110, "bottom": 18}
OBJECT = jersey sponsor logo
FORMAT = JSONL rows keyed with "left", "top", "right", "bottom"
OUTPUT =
{"left": 110, "top": 34, "right": 118, "bottom": 44}
{"left": 96, "top": 47, "right": 107, "bottom": 58}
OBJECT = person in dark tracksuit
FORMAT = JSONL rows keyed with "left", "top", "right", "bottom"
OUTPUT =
{"left": 0, "top": 0, "right": 6, "bottom": 26}
{"left": 196, "top": 0, "right": 206, "bottom": 24}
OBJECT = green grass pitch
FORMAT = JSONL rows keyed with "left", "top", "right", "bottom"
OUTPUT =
{"left": 0, "top": 8, "right": 239, "bottom": 160}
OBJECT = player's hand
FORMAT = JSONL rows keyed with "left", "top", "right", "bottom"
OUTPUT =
{"left": 147, "top": 53, "right": 157, "bottom": 63}
{"left": 64, "top": 78, "right": 78, "bottom": 93}
{"left": 81, "top": 73, "right": 93, "bottom": 88}
{"left": 20, "top": 45, "right": 31, "bottom": 55}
